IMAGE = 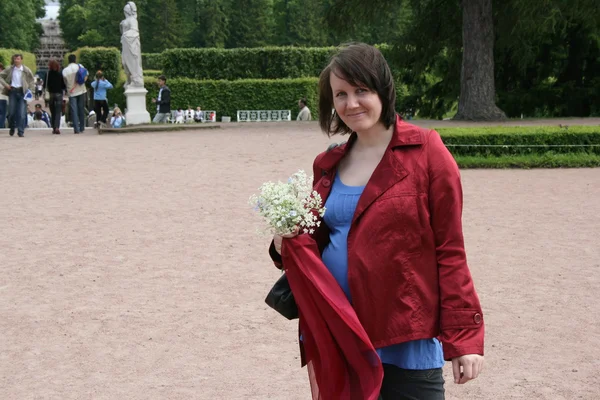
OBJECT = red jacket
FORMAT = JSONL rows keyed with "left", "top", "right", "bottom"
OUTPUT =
{"left": 271, "top": 116, "right": 484, "bottom": 360}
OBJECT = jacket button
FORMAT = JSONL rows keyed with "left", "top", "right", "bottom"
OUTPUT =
{"left": 473, "top": 313, "right": 482, "bottom": 324}
{"left": 322, "top": 179, "right": 331, "bottom": 187}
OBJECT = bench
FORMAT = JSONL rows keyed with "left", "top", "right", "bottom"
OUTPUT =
{"left": 237, "top": 110, "right": 291, "bottom": 122}
{"left": 168, "top": 110, "right": 217, "bottom": 123}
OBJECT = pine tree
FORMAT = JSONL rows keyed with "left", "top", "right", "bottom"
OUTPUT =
{"left": 226, "top": 0, "right": 272, "bottom": 48}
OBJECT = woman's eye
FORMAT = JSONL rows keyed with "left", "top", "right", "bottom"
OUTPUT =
{"left": 357, "top": 88, "right": 367, "bottom": 94}
{"left": 335, "top": 92, "right": 346, "bottom": 97}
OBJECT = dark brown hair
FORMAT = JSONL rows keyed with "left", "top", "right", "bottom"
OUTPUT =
{"left": 0, "top": 62, "right": 4, "bottom": 70}
{"left": 319, "top": 43, "right": 396, "bottom": 136}
{"left": 48, "top": 59, "right": 60, "bottom": 71}
{"left": 11, "top": 54, "right": 23, "bottom": 65}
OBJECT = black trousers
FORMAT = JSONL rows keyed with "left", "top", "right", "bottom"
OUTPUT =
{"left": 379, "top": 364, "right": 445, "bottom": 400}
{"left": 94, "top": 99, "right": 109, "bottom": 124}
{"left": 49, "top": 92, "right": 63, "bottom": 129}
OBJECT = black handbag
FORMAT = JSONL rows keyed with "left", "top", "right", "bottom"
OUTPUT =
{"left": 265, "top": 273, "right": 298, "bottom": 320}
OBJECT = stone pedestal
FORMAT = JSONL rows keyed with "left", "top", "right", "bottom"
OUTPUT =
{"left": 124, "top": 86, "right": 151, "bottom": 125}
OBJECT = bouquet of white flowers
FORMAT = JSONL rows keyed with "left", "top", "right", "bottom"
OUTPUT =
{"left": 249, "top": 170, "right": 326, "bottom": 236}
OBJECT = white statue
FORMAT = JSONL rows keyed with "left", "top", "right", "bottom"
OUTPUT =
{"left": 120, "top": 2, "right": 144, "bottom": 88}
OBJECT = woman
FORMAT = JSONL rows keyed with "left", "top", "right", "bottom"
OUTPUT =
{"left": 110, "top": 107, "right": 125, "bottom": 128}
{"left": 120, "top": 2, "right": 144, "bottom": 88}
{"left": 90, "top": 71, "right": 113, "bottom": 127}
{"left": 269, "top": 43, "right": 484, "bottom": 399}
{"left": 46, "top": 59, "right": 66, "bottom": 134}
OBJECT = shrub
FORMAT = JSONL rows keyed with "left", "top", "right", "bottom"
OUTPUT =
{"left": 142, "top": 53, "right": 163, "bottom": 71}
{"left": 0, "top": 49, "right": 36, "bottom": 71}
{"left": 161, "top": 45, "right": 397, "bottom": 80}
{"left": 141, "top": 76, "right": 319, "bottom": 121}
{"left": 437, "top": 126, "right": 600, "bottom": 157}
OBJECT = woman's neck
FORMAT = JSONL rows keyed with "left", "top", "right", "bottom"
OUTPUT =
{"left": 354, "top": 123, "right": 394, "bottom": 151}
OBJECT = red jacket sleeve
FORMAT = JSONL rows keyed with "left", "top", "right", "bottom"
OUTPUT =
{"left": 427, "top": 130, "right": 484, "bottom": 360}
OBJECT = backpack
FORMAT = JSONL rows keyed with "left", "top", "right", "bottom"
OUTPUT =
{"left": 75, "top": 64, "right": 88, "bottom": 85}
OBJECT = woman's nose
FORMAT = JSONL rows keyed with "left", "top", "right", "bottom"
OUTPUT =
{"left": 346, "top": 94, "right": 359, "bottom": 108}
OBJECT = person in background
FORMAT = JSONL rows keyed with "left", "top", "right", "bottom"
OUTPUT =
{"left": 29, "top": 110, "right": 48, "bottom": 128}
{"left": 110, "top": 107, "right": 125, "bottom": 128}
{"left": 184, "top": 105, "right": 194, "bottom": 123}
{"left": 297, "top": 98, "right": 312, "bottom": 121}
{"left": 62, "top": 54, "right": 88, "bottom": 134}
{"left": 90, "top": 71, "right": 114, "bottom": 128}
{"left": 194, "top": 106, "right": 204, "bottom": 122}
{"left": 35, "top": 78, "right": 44, "bottom": 100}
{"left": 46, "top": 59, "right": 66, "bottom": 134}
{"left": 34, "top": 104, "right": 51, "bottom": 127}
{"left": 0, "top": 54, "right": 35, "bottom": 137}
{"left": 0, "top": 63, "right": 7, "bottom": 129}
{"left": 174, "top": 108, "right": 184, "bottom": 123}
{"left": 151, "top": 75, "right": 170, "bottom": 123}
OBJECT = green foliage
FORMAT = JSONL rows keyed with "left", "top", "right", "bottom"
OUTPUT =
{"left": 78, "top": 47, "right": 122, "bottom": 86}
{"left": 454, "top": 154, "right": 600, "bottom": 169}
{"left": 0, "top": 49, "right": 37, "bottom": 71}
{"left": 142, "top": 53, "right": 163, "bottom": 71}
{"left": 143, "top": 70, "right": 162, "bottom": 78}
{"left": 227, "top": 0, "right": 273, "bottom": 48}
{"left": 187, "top": 0, "right": 230, "bottom": 48}
{"left": 437, "top": 126, "right": 600, "bottom": 157}
{"left": 273, "top": 0, "right": 328, "bottom": 46}
{"left": 0, "top": 0, "right": 42, "bottom": 51}
{"left": 161, "top": 47, "right": 337, "bottom": 80}
{"left": 139, "top": 0, "right": 186, "bottom": 52}
{"left": 135, "top": 76, "right": 319, "bottom": 121}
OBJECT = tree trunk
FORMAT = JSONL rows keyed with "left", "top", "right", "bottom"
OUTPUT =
{"left": 454, "top": 0, "right": 506, "bottom": 121}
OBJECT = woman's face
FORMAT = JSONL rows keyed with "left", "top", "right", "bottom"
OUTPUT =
{"left": 330, "top": 71, "right": 383, "bottom": 134}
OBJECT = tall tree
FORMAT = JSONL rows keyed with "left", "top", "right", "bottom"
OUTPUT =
{"left": 327, "top": 0, "right": 507, "bottom": 121}
{"left": 0, "top": 0, "right": 42, "bottom": 51}
{"left": 190, "top": 0, "right": 230, "bottom": 48}
{"left": 58, "top": 0, "right": 87, "bottom": 49}
{"left": 273, "top": 0, "right": 328, "bottom": 46}
{"left": 454, "top": 0, "right": 506, "bottom": 120}
{"left": 139, "top": 0, "right": 186, "bottom": 52}
{"left": 227, "top": 0, "right": 272, "bottom": 48}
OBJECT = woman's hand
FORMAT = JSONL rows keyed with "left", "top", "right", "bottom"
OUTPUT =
{"left": 452, "top": 354, "right": 484, "bottom": 384}
{"left": 273, "top": 228, "right": 299, "bottom": 255}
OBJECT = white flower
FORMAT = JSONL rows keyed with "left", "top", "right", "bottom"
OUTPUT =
{"left": 249, "top": 170, "right": 326, "bottom": 236}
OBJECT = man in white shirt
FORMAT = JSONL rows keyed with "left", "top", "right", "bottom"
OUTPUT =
{"left": 0, "top": 54, "right": 35, "bottom": 137}
{"left": 62, "top": 54, "right": 88, "bottom": 134}
{"left": 297, "top": 98, "right": 312, "bottom": 121}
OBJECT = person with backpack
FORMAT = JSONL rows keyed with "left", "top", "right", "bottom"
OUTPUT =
{"left": 62, "top": 54, "right": 88, "bottom": 134}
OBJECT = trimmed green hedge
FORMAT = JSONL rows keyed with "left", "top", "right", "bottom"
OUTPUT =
{"left": 143, "top": 70, "right": 162, "bottom": 78}
{"left": 140, "top": 76, "right": 319, "bottom": 120}
{"left": 162, "top": 47, "right": 335, "bottom": 80}
{"left": 437, "top": 126, "right": 600, "bottom": 156}
{"left": 161, "top": 45, "right": 395, "bottom": 80}
{"left": 142, "top": 53, "right": 163, "bottom": 71}
{"left": 454, "top": 154, "right": 600, "bottom": 169}
{"left": 0, "top": 49, "right": 36, "bottom": 71}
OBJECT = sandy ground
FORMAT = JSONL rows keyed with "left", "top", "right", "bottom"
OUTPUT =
{"left": 0, "top": 122, "right": 599, "bottom": 400}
